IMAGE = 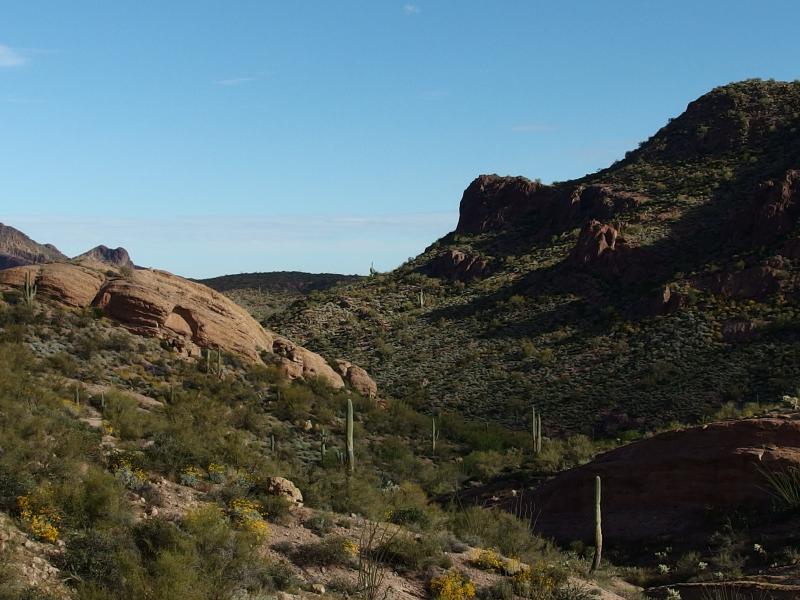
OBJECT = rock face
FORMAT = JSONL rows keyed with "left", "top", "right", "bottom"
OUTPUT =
{"left": 454, "top": 176, "right": 646, "bottom": 237}
{"left": 0, "top": 223, "right": 67, "bottom": 269}
{"left": 569, "top": 220, "right": 630, "bottom": 274}
{"left": 456, "top": 175, "right": 552, "bottom": 234}
{"left": 525, "top": 415, "right": 800, "bottom": 543}
{"left": 748, "top": 169, "right": 800, "bottom": 246}
{"left": 570, "top": 184, "right": 644, "bottom": 222}
{"left": 336, "top": 359, "right": 378, "bottom": 398}
{"left": 0, "top": 263, "right": 344, "bottom": 388}
{"left": 75, "top": 245, "right": 134, "bottom": 269}
{"left": 421, "top": 249, "right": 490, "bottom": 282}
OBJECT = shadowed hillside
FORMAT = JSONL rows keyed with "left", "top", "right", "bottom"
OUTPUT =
{"left": 272, "top": 79, "right": 800, "bottom": 434}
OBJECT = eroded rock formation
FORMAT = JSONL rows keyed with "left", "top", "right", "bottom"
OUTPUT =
{"left": 0, "top": 263, "right": 344, "bottom": 388}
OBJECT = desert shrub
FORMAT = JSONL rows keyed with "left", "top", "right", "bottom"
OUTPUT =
{"left": 477, "top": 579, "right": 515, "bottom": 600}
{"left": 462, "top": 449, "right": 523, "bottom": 481}
{"left": 54, "top": 466, "right": 131, "bottom": 529}
{"left": 304, "top": 512, "right": 335, "bottom": 535}
{"left": 376, "top": 532, "right": 449, "bottom": 572}
{"left": 59, "top": 529, "right": 127, "bottom": 589}
{"left": 449, "top": 506, "right": 550, "bottom": 560}
{"left": 758, "top": 464, "right": 800, "bottom": 511}
{"left": 102, "top": 392, "right": 149, "bottom": 440}
{"left": 291, "top": 535, "right": 358, "bottom": 567}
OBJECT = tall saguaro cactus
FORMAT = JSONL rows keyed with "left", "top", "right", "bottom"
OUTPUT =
{"left": 431, "top": 417, "right": 440, "bottom": 455}
{"left": 346, "top": 398, "right": 355, "bottom": 474}
{"left": 590, "top": 475, "right": 603, "bottom": 573}
{"left": 23, "top": 271, "right": 37, "bottom": 308}
{"left": 531, "top": 406, "right": 543, "bottom": 454}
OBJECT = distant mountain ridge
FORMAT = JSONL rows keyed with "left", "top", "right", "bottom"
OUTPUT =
{"left": 0, "top": 223, "right": 67, "bottom": 269}
{"left": 198, "top": 271, "right": 361, "bottom": 294}
{"left": 0, "top": 223, "right": 134, "bottom": 270}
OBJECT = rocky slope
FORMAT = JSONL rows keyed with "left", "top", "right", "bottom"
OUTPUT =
{"left": 272, "top": 79, "right": 800, "bottom": 433}
{"left": 0, "top": 223, "right": 67, "bottom": 269}
{"left": 0, "top": 262, "right": 354, "bottom": 389}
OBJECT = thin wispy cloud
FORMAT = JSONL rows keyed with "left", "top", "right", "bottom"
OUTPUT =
{"left": 213, "top": 76, "right": 256, "bottom": 86}
{"left": 403, "top": 4, "right": 421, "bottom": 15}
{"left": 510, "top": 122, "right": 557, "bottom": 133}
{"left": 0, "top": 44, "right": 27, "bottom": 67}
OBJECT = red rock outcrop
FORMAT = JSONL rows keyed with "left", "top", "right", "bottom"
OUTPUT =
{"left": 455, "top": 175, "right": 553, "bottom": 234}
{"left": 336, "top": 359, "right": 378, "bottom": 398}
{"left": 454, "top": 176, "right": 647, "bottom": 237}
{"left": 524, "top": 415, "right": 800, "bottom": 543}
{"left": 422, "top": 249, "right": 489, "bottom": 282}
{"left": 0, "top": 263, "right": 344, "bottom": 388}
{"left": 749, "top": 169, "right": 800, "bottom": 246}
{"left": 570, "top": 184, "right": 645, "bottom": 222}
{"left": 569, "top": 220, "right": 631, "bottom": 274}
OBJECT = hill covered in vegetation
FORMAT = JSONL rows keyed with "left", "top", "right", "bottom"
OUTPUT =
{"left": 271, "top": 79, "right": 800, "bottom": 435}
{"left": 198, "top": 272, "right": 363, "bottom": 321}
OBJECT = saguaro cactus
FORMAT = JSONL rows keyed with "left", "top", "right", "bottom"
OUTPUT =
{"left": 590, "top": 475, "right": 603, "bottom": 573}
{"left": 531, "top": 406, "right": 543, "bottom": 454}
{"left": 23, "top": 271, "right": 37, "bottom": 308}
{"left": 320, "top": 428, "right": 328, "bottom": 463}
{"left": 346, "top": 398, "right": 355, "bottom": 474}
{"left": 431, "top": 417, "right": 440, "bottom": 455}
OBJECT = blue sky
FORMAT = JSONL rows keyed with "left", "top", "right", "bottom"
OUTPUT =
{"left": 2, "top": 1, "right": 799, "bottom": 278}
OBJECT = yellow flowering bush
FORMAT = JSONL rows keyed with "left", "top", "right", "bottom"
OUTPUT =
{"left": 429, "top": 570, "right": 475, "bottom": 600}
{"left": 17, "top": 495, "right": 60, "bottom": 544}
{"left": 180, "top": 465, "right": 204, "bottom": 487}
{"left": 113, "top": 457, "right": 148, "bottom": 491}
{"left": 207, "top": 462, "right": 226, "bottom": 483}
{"left": 512, "top": 562, "right": 566, "bottom": 600}
{"left": 342, "top": 538, "right": 360, "bottom": 557}
{"left": 230, "top": 498, "right": 269, "bottom": 541}
{"left": 102, "top": 420, "right": 115, "bottom": 436}
{"left": 470, "top": 548, "right": 505, "bottom": 572}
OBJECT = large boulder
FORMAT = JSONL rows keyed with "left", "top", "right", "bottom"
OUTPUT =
{"left": 525, "top": 415, "right": 800, "bottom": 543}
{"left": 336, "top": 359, "right": 378, "bottom": 398}
{"left": 264, "top": 477, "right": 303, "bottom": 505}
{"left": 0, "top": 263, "right": 344, "bottom": 388}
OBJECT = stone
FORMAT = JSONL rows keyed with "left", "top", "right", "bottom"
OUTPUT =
{"left": 336, "top": 359, "right": 378, "bottom": 398}
{"left": 311, "top": 583, "right": 326, "bottom": 595}
{"left": 264, "top": 476, "right": 304, "bottom": 505}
